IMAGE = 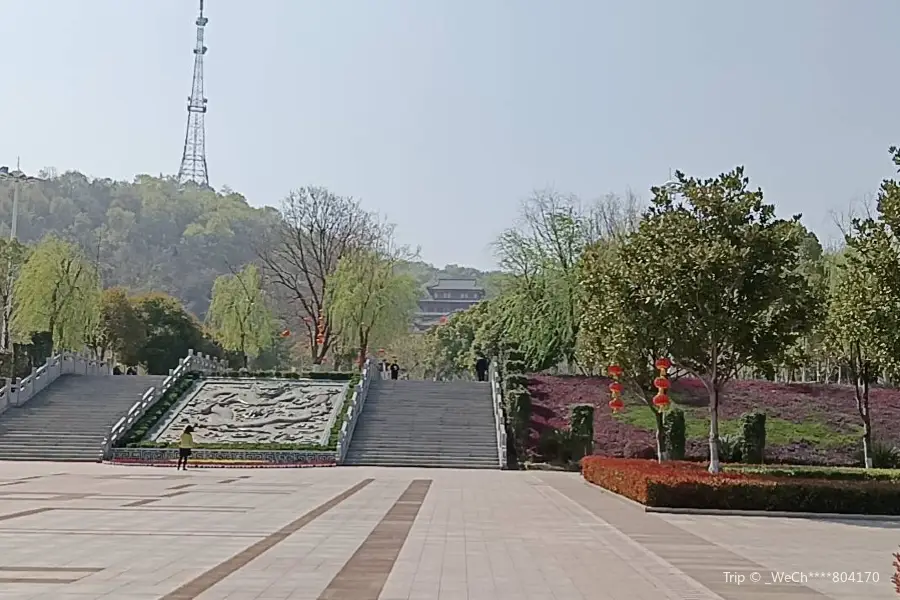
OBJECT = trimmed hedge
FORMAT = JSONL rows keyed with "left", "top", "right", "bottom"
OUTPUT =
{"left": 663, "top": 407, "right": 686, "bottom": 460}
{"left": 569, "top": 404, "right": 594, "bottom": 459}
{"left": 740, "top": 410, "right": 766, "bottom": 464}
{"left": 582, "top": 457, "right": 900, "bottom": 515}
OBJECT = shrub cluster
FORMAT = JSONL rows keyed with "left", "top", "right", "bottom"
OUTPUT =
{"left": 501, "top": 346, "right": 532, "bottom": 460}
{"left": 662, "top": 407, "right": 686, "bottom": 460}
{"left": 221, "top": 370, "right": 354, "bottom": 381}
{"left": 740, "top": 410, "right": 766, "bottom": 464}
{"left": 582, "top": 457, "right": 900, "bottom": 515}
{"left": 537, "top": 405, "right": 595, "bottom": 465}
{"left": 118, "top": 372, "right": 201, "bottom": 447}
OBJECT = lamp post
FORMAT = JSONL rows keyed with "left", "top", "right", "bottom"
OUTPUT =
{"left": 0, "top": 166, "right": 42, "bottom": 352}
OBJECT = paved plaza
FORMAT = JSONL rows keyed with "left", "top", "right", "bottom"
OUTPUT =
{"left": 0, "top": 463, "right": 893, "bottom": 599}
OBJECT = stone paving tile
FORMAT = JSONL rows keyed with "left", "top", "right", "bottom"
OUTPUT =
{"left": 658, "top": 512, "right": 898, "bottom": 600}
{"left": 0, "top": 463, "right": 895, "bottom": 599}
{"left": 540, "top": 471, "right": 895, "bottom": 600}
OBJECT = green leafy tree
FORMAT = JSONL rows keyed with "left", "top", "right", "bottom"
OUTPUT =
{"left": 494, "top": 191, "right": 640, "bottom": 372}
{"left": 579, "top": 241, "right": 675, "bottom": 461}
{"left": 826, "top": 147, "right": 900, "bottom": 467}
{"left": 12, "top": 236, "right": 100, "bottom": 352}
{"left": 129, "top": 292, "right": 208, "bottom": 374}
{"left": 206, "top": 264, "right": 275, "bottom": 368}
{"left": 625, "top": 168, "right": 819, "bottom": 472}
{"left": 326, "top": 243, "right": 419, "bottom": 367}
{"left": 0, "top": 239, "right": 30, "bottom": 354}
{"left": 92, "top": 287, "right": 146, "bottom": 362}
{"left": 258, "top": 187, "right": 380, "bottom": 364}
{"left": 424, "top": 301, "right": 493, "bottom": 379}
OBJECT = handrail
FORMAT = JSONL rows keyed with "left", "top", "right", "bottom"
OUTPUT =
{"left": 335, "top": 358, "right": 374, "bottom": 464}
{"left": 99, "top": 349, "right": 227, "bottom": 460}
{"left": 0, "top": 350, "right": 112, "bottom": 417}
{"left": 489, "top": 360, "right": 508, "bottom": 469}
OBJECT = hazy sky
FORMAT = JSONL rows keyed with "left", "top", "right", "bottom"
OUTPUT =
{"left": 1, "top": 0, "right": 898, "bottom": 269}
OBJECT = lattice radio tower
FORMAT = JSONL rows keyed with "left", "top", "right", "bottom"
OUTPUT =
{"left": 177, "top": 0, "right": 210, "bottom": 186}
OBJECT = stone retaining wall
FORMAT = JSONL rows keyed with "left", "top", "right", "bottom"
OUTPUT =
{"left": 107, "top": 447, "right": 337, "bottom": 467}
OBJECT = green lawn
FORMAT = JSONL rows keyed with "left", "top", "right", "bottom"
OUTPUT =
{"left": 613, "top": 402, "right": 860, "bottom": 449}
{"left": 725, "top": 464, "right": 900, "bottom": 482}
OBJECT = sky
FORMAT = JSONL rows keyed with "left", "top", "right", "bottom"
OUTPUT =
{"left": 1, "top": 0, "right": 898, "bottom": 270}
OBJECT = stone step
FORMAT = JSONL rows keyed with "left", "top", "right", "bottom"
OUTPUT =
{"left": 344, "top": 379, "right": 499, "bottom": 469}
{"left": 346, "top": 439, "right": 497, "bottom": 453}
{"left": 0, "top": 374, "right": 168, "bottom": 461}
{"left": 343, "top": 457, "right": 499, "bottom": 468}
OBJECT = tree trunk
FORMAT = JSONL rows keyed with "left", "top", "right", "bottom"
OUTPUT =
{"left": 357, "top": 328, "right": 369, "bottom": 369}
{"left": 856, "top": 370, "right": 874, "bottom": 469}
{"left": 654, "top": 410, "right": 667, "bottom": 462}
{"left": 708, "top": 385, "right": 721, "bottom": 473}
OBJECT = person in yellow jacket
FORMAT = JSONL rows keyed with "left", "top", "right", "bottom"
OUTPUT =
{"left": 177, "top": 425, "right": 195, "bottom": 470}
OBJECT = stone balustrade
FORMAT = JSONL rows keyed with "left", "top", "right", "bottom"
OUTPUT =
{"left": 335, "top": 358, "right": 374, "bottom": 464}
{"left": 0, "top": 351, "right": 112, "bottom": 417}
{"left": 489, "top": 361, "right": 508, "bottom": 469}
{"left": 100, "top": 349, "right": 227, "bottom": 459}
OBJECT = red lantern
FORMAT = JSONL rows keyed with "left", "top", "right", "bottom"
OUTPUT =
{"left": 280, "top": 329, "right": 291, "bottom": 338}
{"left": 609, "top": 381, "right": 623, "bottom": 394}
{"left": 608, "top": 365, "right": 623, "bottom": 378}
{"left": 653, "top": 357, "right": 671, "bottom": 411}
{"left": 609, "top": 397, "right": 624, "bottom": 412}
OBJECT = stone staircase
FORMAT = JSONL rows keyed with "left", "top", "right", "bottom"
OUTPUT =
{"left": 0, "top": 375, "right": 165, "bottom": 461}
{"left": 343, "top": 379, "right": 500, "bottom": 469}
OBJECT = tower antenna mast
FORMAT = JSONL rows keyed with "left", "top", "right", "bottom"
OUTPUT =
{"left": 177, "top": 0, "right": 210, "bottom": 186}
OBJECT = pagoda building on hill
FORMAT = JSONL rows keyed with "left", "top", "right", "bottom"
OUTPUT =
{"left": 413, "top": 278, "right": 486, "bottom": 331}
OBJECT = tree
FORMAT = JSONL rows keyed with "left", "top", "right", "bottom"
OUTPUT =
{"left": 384, "top": 333, "right": 431, "bottom": 379}
{"left": 494, "top": 190, "right": 640, "bottom": 372}
{"left": 0, "top": 239, "right": 29, "bottom": 353}
{"left": 12, "top": 235, "right": 100, "bottom": 352}
{"left": 92, "top": 287, "right": 146, "bottom": 362}
{"left": 579, "top": 241, "right": 674, "bottom": 462}
{"left": 130, "top": 292, "right": 208, "bottom": 374}
{"left": 825, "top": 146, "right": 900, "bottom": 467}
{"left": 625, "top": 168, "right": 818, "bottom": 472}
{"left": 206, "top": 264, "right": 275, "bottom": 368}
{"left": 257, "top": 187, "right": 378, "bottom": 364}
{"left": 326, "top": 236, "right": 419, "bottom": 367}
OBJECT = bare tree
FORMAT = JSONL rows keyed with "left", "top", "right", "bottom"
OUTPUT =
{"left": 256, "top": 187, "right": 378, "bottom": 364}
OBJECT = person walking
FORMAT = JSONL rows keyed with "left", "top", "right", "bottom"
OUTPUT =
{"left": 177, "top": 425, "right": 194, "bottom": 470}
{"left": 389, "top": 361, "right": 400, "bottom": 380}
{"left": 475, "top": 356, "right": 489, "bottom": 382}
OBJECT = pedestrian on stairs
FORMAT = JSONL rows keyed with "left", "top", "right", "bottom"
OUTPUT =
{"left": 177, "top": 425, "right": 194, "bottom": 470}
{"left": 389, "top": 361, "right": 400, "bottom": 380}
{"left": 475, "top": 356, "right": 489, "bottom": 382}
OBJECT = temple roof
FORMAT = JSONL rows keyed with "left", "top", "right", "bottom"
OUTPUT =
{"left": 426, "top": 277, "right": 484, "bottom": 291}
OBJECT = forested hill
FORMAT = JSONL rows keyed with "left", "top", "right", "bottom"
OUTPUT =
{"left": 0, "top": 170, "right": 498, "bottom": 315}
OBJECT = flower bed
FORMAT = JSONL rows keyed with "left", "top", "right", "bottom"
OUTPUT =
{"left": 529, "top": 375, "right": 900, "bottom": 465}
{"left": 582, "top": 457, "right": 900, "bottom": 515}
